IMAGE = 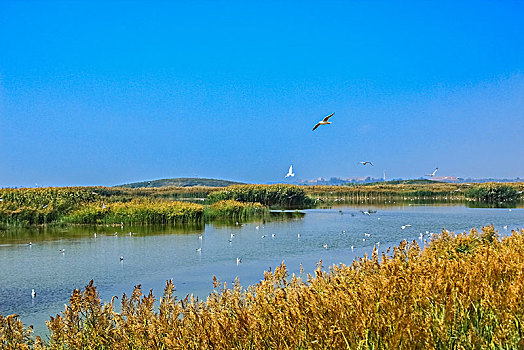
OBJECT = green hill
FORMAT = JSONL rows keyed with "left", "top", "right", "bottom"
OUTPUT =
{"left": 116, "top": 177, "right": 245, "bottom": 188}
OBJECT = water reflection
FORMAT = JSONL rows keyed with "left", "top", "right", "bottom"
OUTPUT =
{"left": 0, "top": 203, "right": 523, "bottom": 337}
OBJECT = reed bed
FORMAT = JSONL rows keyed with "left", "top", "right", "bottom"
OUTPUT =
{"left": 305, "top": 182, "right": 524, "bottom": 203}
{"left": 64, "top": 200, "right": 204, "bottom": 225}
{"left": 464, "top": 183, "right": 521, "bottom": 203}
{"left": 2, "top": 226, "right": 524, "bottom": 349}
{"left": 206, "top": 184, "right": 313, "bottom": 208}
{"left": 1, "top": 183, "right": 522, "bottom": 226}
{"left": 205, "top": 200, "right": 268, "bottom": 220}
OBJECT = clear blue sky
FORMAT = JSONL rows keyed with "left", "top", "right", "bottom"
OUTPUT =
{"left": 1, "top": 0, "right": 523, "bottom": 187}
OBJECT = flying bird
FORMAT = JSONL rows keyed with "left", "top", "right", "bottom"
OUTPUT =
{"left": 312, "top": 112, "right": 335, "bottom": 131}
{"left": 285, "top": 165, "right": 295, "bottom": 178}
{"left": 425, "top": 168, "right": 438, "bottom": 177}
{"left": 360, "top": 161, "right": 374, "bottom": 166}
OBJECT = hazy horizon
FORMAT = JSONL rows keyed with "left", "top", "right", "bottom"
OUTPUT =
{"left": 1, "top": 1, "right": 523, "bottom": 187}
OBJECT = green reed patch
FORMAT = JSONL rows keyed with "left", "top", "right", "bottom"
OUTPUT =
{"left": 64, "top": 200, "right": 204, "bottom": 225}
{"left": 206, "top": 184, "right": 313, "bottom": 208}
{"left": 465, "top": 183, "right": 521, "bottom": 203}
{"left": 205, "top": 200, "right": 268, "bottom": 220}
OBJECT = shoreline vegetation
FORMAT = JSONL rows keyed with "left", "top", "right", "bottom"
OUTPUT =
{"left": 0, "top": 183, "right": 522, "bottom": 226}
{"left": 2, "top": 226, "right": 524, "bottom": 348}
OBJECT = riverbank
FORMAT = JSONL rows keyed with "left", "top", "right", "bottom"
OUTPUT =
{"left": 2, "top": 225, "right": 523, "bottom": 348}
{"left": 0, "top": 183, "right": 522, "bottom": 226}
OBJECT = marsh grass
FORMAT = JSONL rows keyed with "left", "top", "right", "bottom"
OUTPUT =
{"left": 206, "top": 184, "right": 313, "bottom": 208}
{"left": 3, "top": 226, "right": 524, "bottom": 349}
{"left": 64, "top": 199, "right": 204, "bottom": 225}
{"left": 205, "top": 200, "right": 268, "bottom": 220}
{"left": 1, "top": 183, "right": 522, "bottom": 226}
{"left": 465, "top": 183, "right": 520, "bottom": 203}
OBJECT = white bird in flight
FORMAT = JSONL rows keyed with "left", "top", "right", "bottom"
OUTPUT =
{"left": 360, "top": 161, "right": 374, "bottom": 166}
{"left": 425, "top": 168, "right": 438, "bottom": 177}
{"left": 285, "top": 165, "right": 295, "bottom": 178}
{"left": 312, "top": 112, "right": 335, "bottom": 131}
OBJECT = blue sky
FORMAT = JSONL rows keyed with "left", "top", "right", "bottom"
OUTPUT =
{"left": 1, "top": 0, "right": 523, "bottom": 187}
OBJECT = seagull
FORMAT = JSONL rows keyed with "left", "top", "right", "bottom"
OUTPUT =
{"left": 351, "top": 245, "right": 354, "bottom": 251}
{"left": 27, "top": 242, "right": 32, "bottom": 246}
{"left": 59, "top": 249, "right": 65, "bottom": 253}
{"left": 425, "top": 168, "right": 438, "bottom": 177}
{"left": 285, "top": 165, "right": 295, "bottom": 178}
{"left": 120, "top": 256, "right": 124, "bottom": 261}
{"left": 261, "top": 235, "right": 267, "bottom": 238}
{"left": 198, "top": 235, "right": 203, "bottom": 240}
{"left": 364, "top": 233, "right": 371, "bottom": 237}
{"left": 322, "top": 244, "right": 328, "bottom": 249}
{"left": 297, "top": 233, "right": 301, "bottom": 238}
{"left": 230, "top": 233, "right": 235, "bottom": 239}
{"left": 94, "top": 232, "right": 97, "bottom": 238}
{"left": 360, "top": 161, "right": 374, "bottom": 166}
{"left": 312, "top": 112, "right": 335, "bottom": 131}
{"left": 196, "top": 247, "right": 202, "bottom": 253}
{"left": 31, "top": 289, "right": 36, "bottom": 298}
{"left": 255, "top": 226, "right": 260, "bottom": 230}
{"left": 271, "top": 233, "right": 275, "bottom": 238}
{"left": 401, "top": 224, "right": 412, "bottom": 230}
{"left": 236, "top": 257, "right": 242, "bottom": 265}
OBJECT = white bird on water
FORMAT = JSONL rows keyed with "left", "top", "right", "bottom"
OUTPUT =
{"left": 285, "top": 165, "right": 295, "bottom": 178}
{"left": 236, "top": 257, "right": 242, "bottom": 265}
{"left": 31, "top": 289, "right": 36, "bottom": 298}
{"left": 120, "top": 256, "right": 124, "bottom": 261}
{"left": 401, "top": 224, "right": 412, "bottom": 230}
{"left": 312, "top": 112, "right": 335, "bottom": 131}
{"left": 425, "top": 168, "right": 438, "bottom": 177}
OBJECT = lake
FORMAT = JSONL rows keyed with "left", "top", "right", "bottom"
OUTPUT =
{"left": 1, "top": 204, "right": 523, "bottom": 336}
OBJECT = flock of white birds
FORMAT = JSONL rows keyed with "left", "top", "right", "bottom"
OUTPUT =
{"left": 285, "top": 113, "right": 438, "bottom": 180}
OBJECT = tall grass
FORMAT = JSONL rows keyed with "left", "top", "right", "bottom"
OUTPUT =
{"left": 464, "top": 183, "right": 520, "bottom": 203}
{"left": 1, "top": 183, "right": 522, "bottom": 225}
{"left": 206, "top": 184, "right": 313, "bottom": 208}
{"left": 3, "top": 226, "right": 524, "bottom": 349}
{"left": 64, "top": 200, "right": 204, "bottom": 225}
{"left": 205, "top": 200, "right": 268, "bottom": 220}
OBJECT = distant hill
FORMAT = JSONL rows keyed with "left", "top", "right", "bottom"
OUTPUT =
{"left": 116, "top": 178, "right": 245, "bottom": 188}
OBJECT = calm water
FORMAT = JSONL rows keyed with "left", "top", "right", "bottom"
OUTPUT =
{"left": 1, "top": 204, "right": 523, "bottom": 336}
